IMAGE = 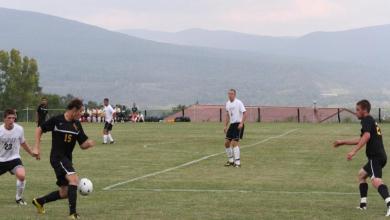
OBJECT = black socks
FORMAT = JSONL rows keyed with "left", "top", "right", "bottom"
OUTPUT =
{"left": 68, "top": 185, "right": 78, "bottom": 215}
{"left": 378, "top": 184, "right": 390, "bottom": 207}
{"left": 37, "top": 191, "right": 61, "bottom": 205}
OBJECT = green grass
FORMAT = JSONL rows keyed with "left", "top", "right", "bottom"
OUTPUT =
{"left": 2, "top": 122, "right": 390, "bottom": 220}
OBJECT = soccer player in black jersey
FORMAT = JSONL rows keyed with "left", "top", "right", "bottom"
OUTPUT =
{"left": 32, "top": 99, "right": 95, "bottom": 219}
{"left": 36, "top": 97, "right": 48, "bottom": 127}
{"left": 334, "top": 100, "right": 390, "bottom": 216}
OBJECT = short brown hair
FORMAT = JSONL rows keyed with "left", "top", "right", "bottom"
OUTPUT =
{"left": 229, "top": 89, "right": 236, "bottom": 94}
{"left": 3, "top": 109, "right": 16, "bottom": 118}
{"left": 67, "top": 98, "right": 83, "bottom": 110}
{"left": 357, "top": 99, "right": 371, "bottom": 113}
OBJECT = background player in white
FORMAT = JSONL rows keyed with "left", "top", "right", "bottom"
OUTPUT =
{"left": 103, "top": 98, "right": 116, "bottom": 144}
{"left": 0, "top": 109, "right": 38, "bottom": 205}
{"left": 224, "top": 89, "right": 246, "bottom": 167}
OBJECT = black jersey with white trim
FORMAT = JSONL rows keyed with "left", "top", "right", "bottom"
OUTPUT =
{"left": 40, "top": 115, "right": 88, "bottom": 161}
{"left": 361, "top": 115, "right": 387, "bottom": 160}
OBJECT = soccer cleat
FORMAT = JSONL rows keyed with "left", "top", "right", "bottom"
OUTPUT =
{"left": 16, "top": 198, "right": 27, "bottom": 206}
{"left": 356, "top": 203, "right": 367, "bottom": 210}
{"left": 233, "top": 164, "right": 241, "bottom": 168}
{"left": 32, "top": 198, "right": 45, "bottom": 214}
{"left": 224, "top": 161, "right": 234, "bottom": 167}
{"left": 110, "top": 141, "right": 115, "bottom": 144}
{"left": 69, "top": 213, "right": 81, "bottom": 219}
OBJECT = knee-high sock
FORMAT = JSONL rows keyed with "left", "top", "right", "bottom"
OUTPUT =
{"left": 378, "top": 184, "right": 390, "bottom": 207}
{"left": 233, "top": 146, "right": 240, "bottom": 165}
{"left": 108, "top": 134, "right": 114, "bottom": 142}
{"left": 16, "top": 180, "right": 25, "bottom": 200}
{"left": 37, "top": 191, "right": 61, "bottom": 205}
{"left": 103, "top": 135, "right": 108, "bottom": 144}
{"left": 68, "top": 185, "right": 78, "bottom": 215}
{"left": 225, "top": 147, "right": 233, "bottom": 163}
{"left": 359, "top": 183, "right": 368, "bottom": 205}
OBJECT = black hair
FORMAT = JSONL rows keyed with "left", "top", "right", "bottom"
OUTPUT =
{"left": 357, "top": 99, "right": 371, "bottom": 113}
{"left": 3, "top": 109, "right": 16, "bottom": 118}
{"left": 67, "top": 98, "right": 83, "bottom": 110}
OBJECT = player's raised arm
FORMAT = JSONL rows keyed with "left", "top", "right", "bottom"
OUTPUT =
{"left": 346, "top": 132, "right": 371, "bottom": 161}
{"left": 333, "top": 138, "right": 361, "bottom": 148}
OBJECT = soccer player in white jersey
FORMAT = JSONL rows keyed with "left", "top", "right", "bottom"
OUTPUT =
{"left": 0, "top": 109, "right": 38, "bottom": 205}
{"left": 224, "top": 89, "right": 246, "bottom": 168}
{"left": 102, "top": 98, "right": 116, "bottom": 144}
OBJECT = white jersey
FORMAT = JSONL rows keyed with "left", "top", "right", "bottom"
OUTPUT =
{"left": 0, "top": 123, "right": 25, "bottom": 162}
{"left": 103, "top": 105, "right": 115, "bottom": 123}
{"left": 226, "top": 99, "right": 246, "bottom": 124}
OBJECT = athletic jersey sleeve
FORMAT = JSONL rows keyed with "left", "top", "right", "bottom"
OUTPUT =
{"left": 110, "top": 106, "right": 115, "bottom": 114}
{"left": 361, "top": 117, "right": 373, "bottom": 135}
{"left": 76, "top": 123, "right": 88, "bottom": 145}
{"left": 239, "top": 101, "right": 246, "bottom": 113}
{"left": 41, "top": 116, "right": 56, "bottom": 132}
{"left": 225, "top": 102, "right": 229, "bottom": 112}
{"left": 19, "top": 126, "right": 26, "bottom": 144}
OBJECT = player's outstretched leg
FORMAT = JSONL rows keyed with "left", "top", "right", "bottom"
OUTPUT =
{"left": 371, "top": 178, "right": 390, "bottom": 216}
{"left": 14, "top": 166, "right": 27, "bottom": 205}
{"left": 33, "top": 185, "right": 68, "bottom": 214}
{"left": 224, "top": 140, "right": 234, "bottom": 167}
{"left": 357, "top": 168, "right": 368, "bottom": 210}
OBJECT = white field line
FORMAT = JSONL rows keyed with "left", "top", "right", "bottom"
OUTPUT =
{"left": 109, "top": 188, "right": 358, "bottom": 195}
{"left": 103, "top": 128, "right": 299, "bottom": 191}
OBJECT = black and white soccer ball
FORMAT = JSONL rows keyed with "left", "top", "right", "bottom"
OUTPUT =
{"left": 78, "top": 178, "right": 93, "bottom": 196}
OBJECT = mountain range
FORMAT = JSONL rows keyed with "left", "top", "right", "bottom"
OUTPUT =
{"left": 1, "top": 7, "right": 389, "bottom": 108}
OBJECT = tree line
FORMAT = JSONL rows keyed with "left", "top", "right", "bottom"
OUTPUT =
{"left": 0, "top": 49, "right": 96, "bottom": 110}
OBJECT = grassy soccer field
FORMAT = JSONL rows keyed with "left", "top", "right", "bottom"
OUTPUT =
{"left": 1, "top": 122, "right": 390, "bottom": 220}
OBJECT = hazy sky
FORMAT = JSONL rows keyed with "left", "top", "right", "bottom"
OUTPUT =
{"left": 1, "top": 0, "right": 390, "bottom": 36}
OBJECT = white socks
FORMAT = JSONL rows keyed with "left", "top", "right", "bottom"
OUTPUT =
{"left": 103, "top": 135, "right": 108, "bottom": 144}
{"left": 233, "top": 146, "right": 240, "bottom": 165}
{"left": 225, "top": 147, "right": 234, "bottom": 163}
{"left": 108, "top": 134, "right": 114, "bottom": 142}
{"left": 16, "top": 179, "right": 25, "bottom": 200}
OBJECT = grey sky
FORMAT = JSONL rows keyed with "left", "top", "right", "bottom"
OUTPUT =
{"left": 1, "top": 0, "right": 390, "bottom": 36}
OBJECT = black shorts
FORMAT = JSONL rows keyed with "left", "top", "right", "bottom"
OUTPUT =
{"left": 0, "top": 158, "right": 23, "bottom": 176}
{"left": 226, "top": 123, "right": 244, "bottom": 141}
{"left": 104, "top": 122, "right": 113, "bottom": 131}
{"left": 51, "top": 157, "right": 76, "bottom": 187}
{"left": 363, "top": 158, "right": 387, "bottom": 179}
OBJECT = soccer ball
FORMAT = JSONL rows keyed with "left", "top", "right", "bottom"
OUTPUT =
{"left": 78, "top": 178, "right": 93, "bottom": 196}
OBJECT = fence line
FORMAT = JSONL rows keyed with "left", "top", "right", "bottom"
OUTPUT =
{"left": 164, "top": 104, "right": 389, "bottom": 123}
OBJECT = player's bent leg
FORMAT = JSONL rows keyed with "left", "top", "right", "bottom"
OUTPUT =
{"left": 357, "top": 168, "right": 369, "bottom": 210}
{"left": 14, "top": 167, "right": 27, "bottom": 205}
{"left": 371, "top": 178, "right": 390, "bottom": 216}
{"left": 66, "top": 173, "right": 79, "bottom": 217}
{"left": 231, "top": 140, "right": 241, "bottom": 167}
{"left": 103, "top": 129, "right": 108, "bottom": 144}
